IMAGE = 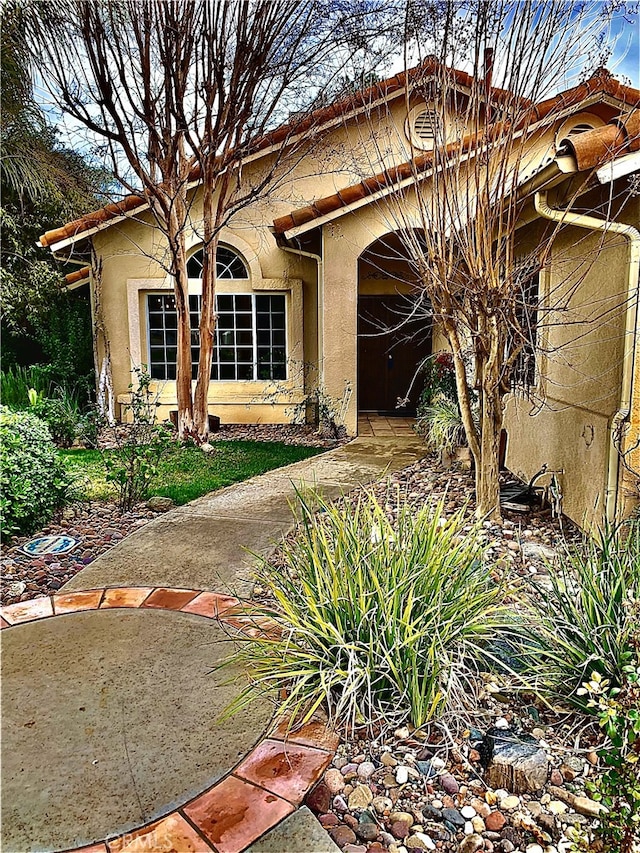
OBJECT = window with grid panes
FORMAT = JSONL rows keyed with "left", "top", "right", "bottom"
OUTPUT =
{"left": 147, "top": 292, "right": 286, "bottom": 381}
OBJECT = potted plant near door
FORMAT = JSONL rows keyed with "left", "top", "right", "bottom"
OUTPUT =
{"left": 415, "top": 352, "right": 474, "bottom": 468}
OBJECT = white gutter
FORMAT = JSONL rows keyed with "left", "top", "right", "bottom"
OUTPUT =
{"left": 534, "top": 190, "right": 640, "bottom": 523}
{"left": 278, "top": 235, "right": 325, "bottom": 389}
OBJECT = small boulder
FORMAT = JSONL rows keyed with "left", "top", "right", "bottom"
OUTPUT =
{"left": 482, "top": 728, "right": 548, "bottom": 793}
{"left": 305, "top": 781, "right": 332, "bottom": 814}
{"left": 146, "top": 495, "right": 175, "bottom": 512}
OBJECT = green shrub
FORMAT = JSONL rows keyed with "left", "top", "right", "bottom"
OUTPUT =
{"left": 225, "top": 490, "right": 514, "bottom": 730}
{"left": 0, "top": 406, "right": 69, "bottom": 539}
{"left": 579, "top": 660, "right": 640, "bottom": 853}
{"left": 521, "top": 522, "right": 640, "bottom": 709}
{"left": 416, "top": 392, "right": 467, "bottom": 453}
{"left": 101, "top": 366, "right": 171, "bottom": 512}
{"left": 418, "top": 351, "right": 458, "bottom": 408}
{"left": 31, "top": 394, "right": 81, "bottom": 448}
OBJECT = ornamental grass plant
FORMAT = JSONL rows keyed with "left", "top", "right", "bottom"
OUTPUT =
{"left": 519, "top": 520, "right": 640, "bottom": 710}
{"left": 226, "top": 490, "right": 515, "bottom": 730}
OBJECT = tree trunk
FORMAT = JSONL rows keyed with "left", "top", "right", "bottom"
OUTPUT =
{"left": 474, "top": 318, "right": 504, "bottom": 520}
{"left": 168, "top": 225, "right": 195, "bottom": 441}
{"left": 475, "top": 390, "right": 502, "bottom": 520}
{"left": 193, "top": 181, "right": 219, "bottom": 443}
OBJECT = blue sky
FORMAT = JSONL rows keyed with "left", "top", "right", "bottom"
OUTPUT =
{"left": 607, "top": 4, "right": 639, "bottom": 85}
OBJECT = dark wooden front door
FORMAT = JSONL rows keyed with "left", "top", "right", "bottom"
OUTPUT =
{"left": 357, "top": 295, "right": 431, "bottom": 414}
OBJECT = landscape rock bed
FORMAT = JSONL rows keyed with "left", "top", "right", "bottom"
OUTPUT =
{"left": 1, "top": 503, "right": 161, "bottom": 606}
{"left": 211, "top": 422, "right": 349, "bottom": 448}
{"left": 305, "top": 713, "right": 603, "bottom": 853}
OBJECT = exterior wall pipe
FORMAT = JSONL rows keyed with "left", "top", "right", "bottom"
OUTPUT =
{"left": 277, "top": 235, "right": 325, "bottom": 388}
{"left": 534, "top": 190, "right": 640, "bottom": 523}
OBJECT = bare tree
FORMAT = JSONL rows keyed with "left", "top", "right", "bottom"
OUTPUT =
{"left": 364, "top": 0, "right": 630, "bottom": 518}
{"left": 29, "top": 0, "right": 399, "bottom": 440}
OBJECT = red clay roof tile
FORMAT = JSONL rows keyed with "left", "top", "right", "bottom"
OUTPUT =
{"left": 564, "top": 109, "right": 640, "bottom": 170}
{"left": 64, "top": 266, "right": 91, "bottom": 285}
{"left": 40, "top": 64, "right": 639, "bottom": 249}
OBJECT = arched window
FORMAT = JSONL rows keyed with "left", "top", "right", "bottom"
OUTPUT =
{"left": 187, "top": 245, "right": 249, "bottom": 279}
{"left": 148, "top": 242, "right": 286, "bottom": 382}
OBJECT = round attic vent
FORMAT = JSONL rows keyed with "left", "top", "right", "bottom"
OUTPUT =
{"left": 414, "top": 110, "right": 437, "bottom": 142}
{"left": 555, "top": 112, "right": 604, "bottom": 150}
{"left": 406, "top": 105, "right": 440, "bottom": 149}
{"left": 566, "top": 122, "right": 596, "bottom": 136}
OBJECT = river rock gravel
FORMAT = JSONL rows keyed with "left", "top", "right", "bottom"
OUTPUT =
{"left": 1, "top": 502, "right": 161, "bottom": 605}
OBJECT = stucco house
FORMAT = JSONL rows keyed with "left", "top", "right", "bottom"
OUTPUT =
{"left": 39, "top": 62, "right": 639, "bottom": 529}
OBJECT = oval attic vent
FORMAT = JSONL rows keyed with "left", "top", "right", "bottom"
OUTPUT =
{"left": 413, "top": 110, "right": 437, "bottom": 142}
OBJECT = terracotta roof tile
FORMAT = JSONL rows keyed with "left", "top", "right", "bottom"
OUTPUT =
{"left": 273, "top": 104, "right": 639, "bottom": 236}
{"left": 563, "top": 109, "right": 640, "bottom": 170}
{"left": 532, "top": 68, "right": 639, "bottom": 122}
{"left": 40, "top": 64, "right": 639, "bottom": 249}
{"left": 64, "top": 266, "right": 90, "bottom": 285}
{"left": 40, "top": 194, "right": 145, "bottom": 247}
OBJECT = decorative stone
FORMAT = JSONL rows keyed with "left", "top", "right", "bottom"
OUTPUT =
{"left": 390, "top": 820, "right": 410, "bottom": 839}
{"left": 329, "top": 825, "right": 357, "bottom": 846}
{"left": 145, "top": 495, "right": 175, "bottom": 511}
{"left": 485, "top": 810, "right": 506, "bottom": 832}
{"left": 548, "top": 786, "right": 606, "bottom": 817}
{"left": 325, "top": 767, "right": 346, "bottom": 794}
{"left": 461, "top": 805, "right": 477, "bottom": 819}
{"left": 537, "top": 813, "right": 557, "bottom": 837}
{"left": 458, "top": 834, "right": 484, "bottom": 853}
{"left": 441, "top": 808, "right": 465, "bottom": 828}
{"left": 333, "top": 794, "right": 348, "bottom": 812}
{"left": 572, "top": 796, "right": 606, "bottom": 818}
{"left": 396, "top": 766, "right": 409, "bottom": 785}
{"left": 306, "top": 781, "right": 332, "bottom": 813}
{"left": 482, "top": 728, "right": 548, "bottom": 793}
{"left": 4, "top": 580, "right": 26, "bottom": 597}
{"left": 471, "top": 797, "right": 491, "bottom": 818}
{"left": 411, "top": 832, "right": 436, "bottom": 851}
{"left": 381, "top": 752, "right": 398, "bottom": 767}
{"left": 389, "top": 812, "right": 414, "bottom": 825}
{"left": 501, "top": 796, "right": 520, "bottom": 811}
{"left": 548, "top": 800, "right": 567, "bottom": 814}
{"left": 395, "top": 726, "right": 410, "bottom": 739}
{"left": 358, "top": 761, "right": 376, "bottom": 779}
{"left": 372, "top": 795, "right": 393, "bottom": 814}
{"left": 349, "top": 784, "right": 374, "bottom": 810}
{"left": 319, "top": 813, "right": 340, "bottom": 827}
{"left": 355, "top": 821, "right": 378, "bottom": 842}
{"left": 471, "top": 816, "right": 485, "bottom": 833}
{"left": 439, "top": 773, "right": 459, "bottom": 794}
{"left": 549, "top": 769, "right": 564, "bottom": 786}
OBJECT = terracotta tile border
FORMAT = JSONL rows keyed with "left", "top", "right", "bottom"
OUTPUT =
{"left": 1, "top": 587, "right": 336, "bottom": 853}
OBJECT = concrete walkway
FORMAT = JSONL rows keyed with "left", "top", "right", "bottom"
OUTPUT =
{"left": 1, "top": 437, "right": 426, "bottom": 853}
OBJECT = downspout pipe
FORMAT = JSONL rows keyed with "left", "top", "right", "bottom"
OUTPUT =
{"left": 534, "top": 190, "right": 640, "bottom": 524}
{"left": 276, "top": 232, "right": 324, "bottom": 393}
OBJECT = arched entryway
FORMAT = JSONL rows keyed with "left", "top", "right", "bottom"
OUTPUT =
{"left": 357, "top": 233, "right": 432, "bottom": 415}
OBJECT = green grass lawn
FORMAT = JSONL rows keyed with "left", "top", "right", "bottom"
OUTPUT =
{"left": 60, "top": 440, "right": 323, "bottom": 505}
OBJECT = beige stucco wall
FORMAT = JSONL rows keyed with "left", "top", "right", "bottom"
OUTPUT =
{"left": 83, "top": 89, "right": 634, "bottom": 488}
{"left": 91, "top": 207, "right": 314, "bottom": 425}
{"left": 504, "top": 226, "right": 633, "bottom": 529}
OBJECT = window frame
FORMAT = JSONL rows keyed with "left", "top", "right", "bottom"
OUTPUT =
{"left": 146, "top": 290, "right": 288, "bottom": 383}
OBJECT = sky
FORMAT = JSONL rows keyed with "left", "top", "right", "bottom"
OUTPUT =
{"left": 44, "top": 0, "right": 638, "bottom": 173}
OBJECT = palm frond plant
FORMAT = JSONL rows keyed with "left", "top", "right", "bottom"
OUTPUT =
{"left": 518, "top": 520, "right": 640, "bottom": 710}
{"left": 222, "top": 490, "right": 516, "bottom": 731}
